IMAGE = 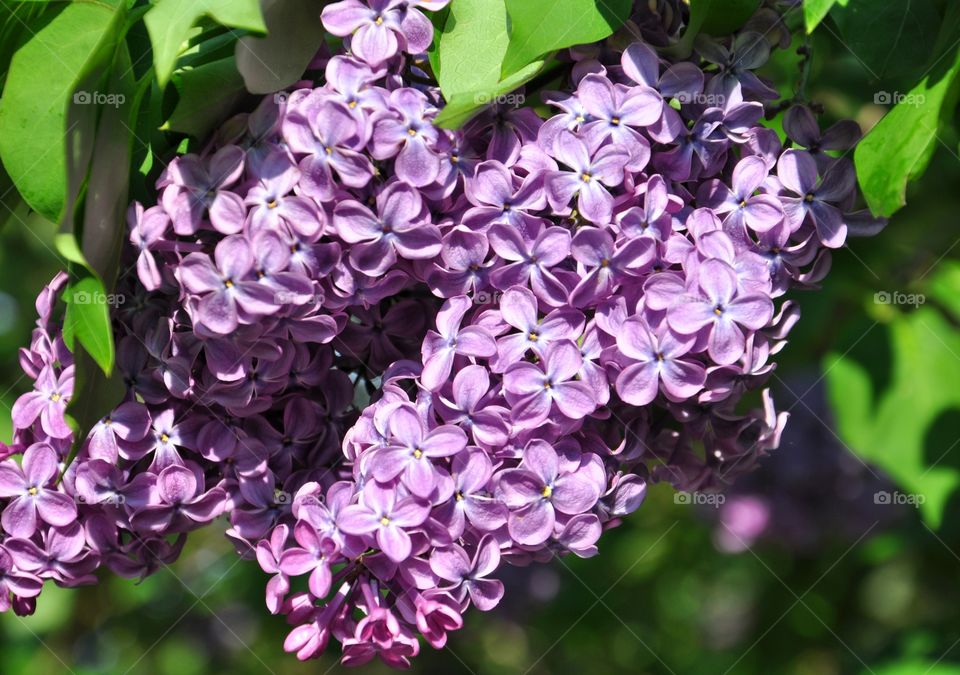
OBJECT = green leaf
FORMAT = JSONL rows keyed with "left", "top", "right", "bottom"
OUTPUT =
{"left": 438, "top": 0, "right": 511, "bottom": 98}
{"left": 663, "top": 0, "right": 759, "bottom": 58}
{"left": 854, "top": 47, "right": 960, "bottom": 217}
{"left": 0, "top": 0, "right": 126, "bottom": 222}
{"left": 426, "top": 5, "right": 450, "bottom": 78}
{"left": 825, "top": 262, "right": 960, "bottom": 528}
{"left": 63, "top": 273, "right": 115, "bottom": 375}
{"left": 236, "top": 0, "right": 325, "bottom": 94}
{"left": 867, "top": 661, "right": 960, "bottom": 675}
{"left": 164, "top": 56, "right": 249, "bottom": 139}
{"left": 144, "top": 0, "right": 266, "bottom": 86}
{"left": 433, "top": 0, "right": 547, "bottom": 129}
{"left": 434, "top": 59, "right": 544, "bottom": 129}
{"left": 692, "top": 0, "right": 761, "bottom": 37}
{"left": 832, "top": 0, "right": 939, "bottom": 81}
{"left": 804, "top": 0, "right": 840, "bottom": 33}
{"left": 500, "top": 0, "right": 631, "bottom": 78}
{"left": 855, "top": 6, "right": 960, "bottom": 217}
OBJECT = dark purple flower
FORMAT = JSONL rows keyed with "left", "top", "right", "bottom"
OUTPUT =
{"left": 283, "top": 99, "right": 374, "bottom": 202}
{"left": 429, "top": 535, "right": 503, "bottom": 611}
{"left": 180, "top": 235, "right": 280, "bottom": 334}
{"left": 334, "top": 181, "right": 441, "bottom": 274}
{"left": 131, "top": 464, "right": 226, "bottom": 533}
{"left": 160, "top": 145, "right": 245, "bottom": 235}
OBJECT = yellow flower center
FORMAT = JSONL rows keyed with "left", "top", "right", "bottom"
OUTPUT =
{"left": 28, "top": 486, "right": 39, "bottom": 496}
{"left": 413, "top": 448, "right": 423, "bottom": 459}
{"left": 542, "top": 485, "right": 553, "bottom": 498}
{"left": 380, "top": 516, "right": 390, "bottom": 525}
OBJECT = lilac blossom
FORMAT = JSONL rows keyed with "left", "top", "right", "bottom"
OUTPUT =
{"left": 0, "top": 444, "right": 76, "bottom": 537}
{"left": 668, "top": 259, "right": 774, "bottom": 365}
{"left": 334, "top": 181, "right": 441, "bottom": 274}
{"left": 11, "top": 365, "right": 73, "bottom": 439}
{"left": 545, "top": 130, "right": 629, "bottom": 224}
{"left": 777, "top": 149, "right": 854, "bottom": 248}
{"left": 367, "top": 404, "right": 467, "bottom": 497}
{"left": 503, "top": 340, "right": 597, "bottom": 428}
{"left": 429, "top": 536, "right": 504, "bottom": 611}
{"left": 0, "top": 1, "right": 882, "bottom": 666}
{"left": 420, "top": 296, "right": 496, "bottom": 391}
{"left": 180, "top": 236, "right": 279, "bottom": 334}
{"left": 283, "top": 99, "right": 374, "bottom": 202}
{"left": 497, "top": 441, "right": 603, "bottom": 545}
{"left": 615, "top": 318, "right": 706, "bottom": 405}
{"left": 160, "top": 145, "right": 245, "bottom": 235}
{"left": 337, "top": 483, "right": 431, "bottom": 562}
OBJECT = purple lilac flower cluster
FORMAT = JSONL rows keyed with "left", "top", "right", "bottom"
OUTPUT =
{"left": 0, "top": 0, "right": 881, "bottom": 667}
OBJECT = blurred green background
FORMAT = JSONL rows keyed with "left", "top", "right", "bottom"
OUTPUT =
{"left": 1, "top": 22, "right": 960, "bottom": 675}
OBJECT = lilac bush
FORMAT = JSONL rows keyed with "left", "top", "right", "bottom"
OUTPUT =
{"left": 0, "top": 0, "right": 884, "bottom": 668}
